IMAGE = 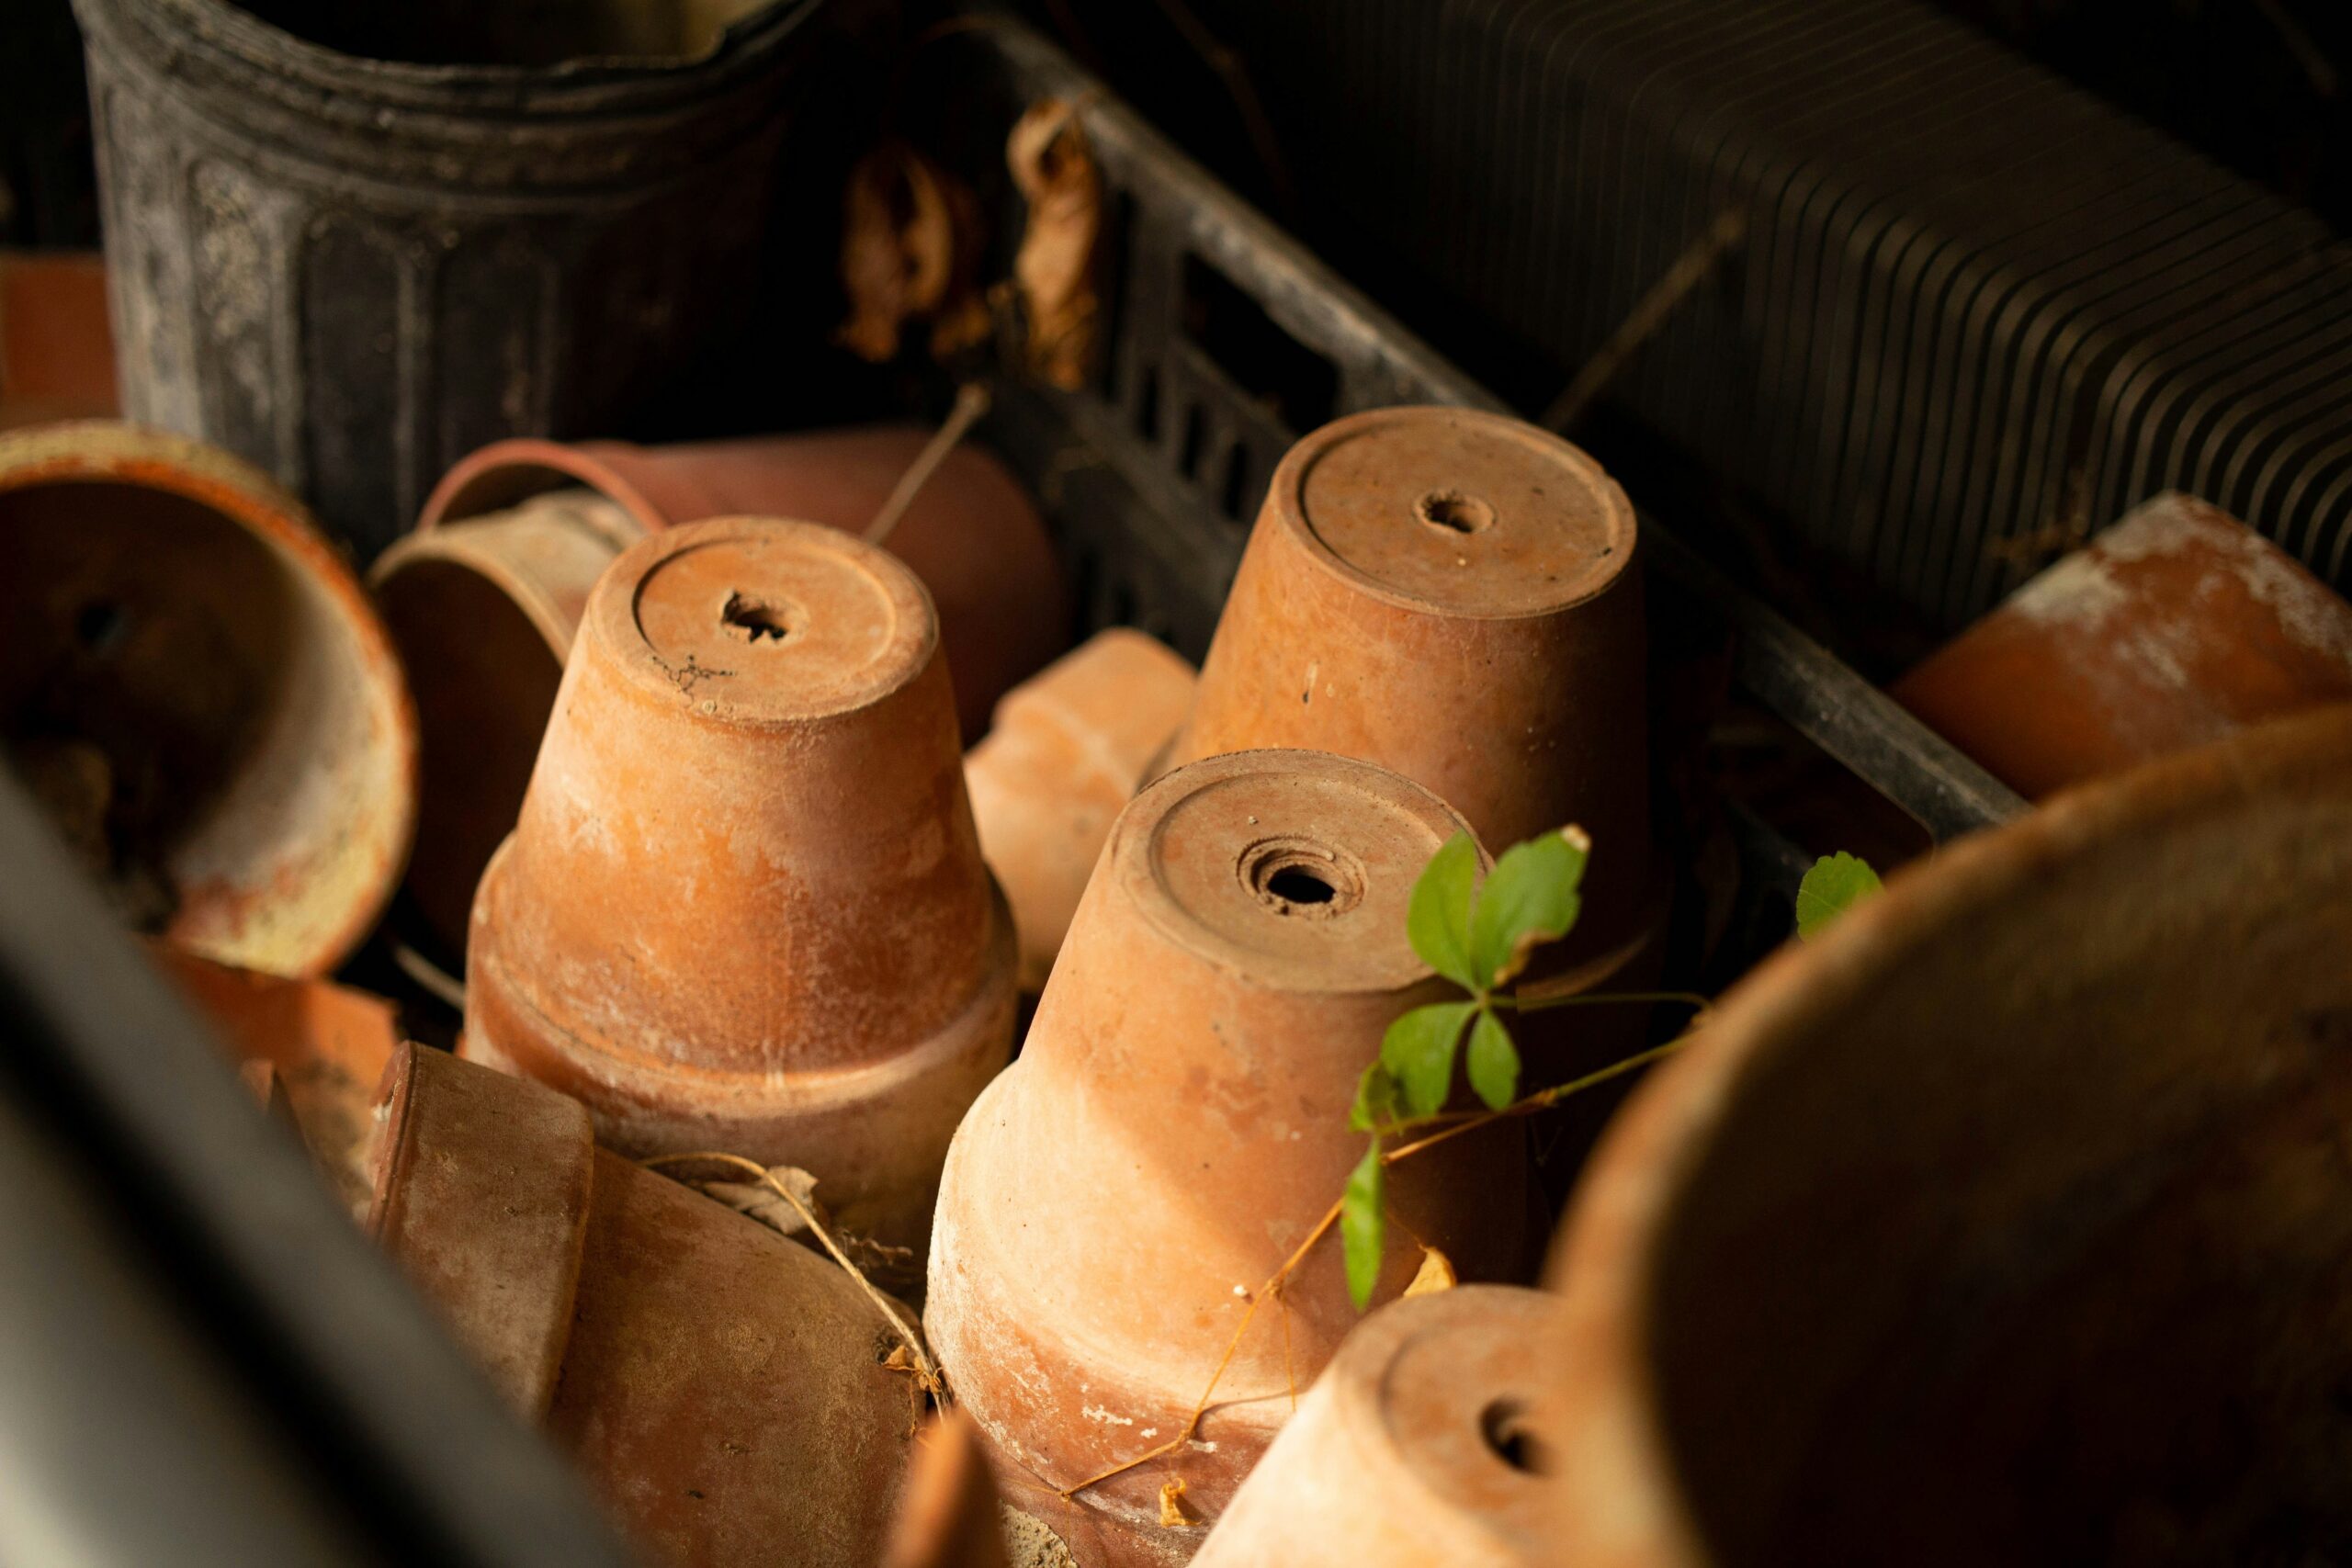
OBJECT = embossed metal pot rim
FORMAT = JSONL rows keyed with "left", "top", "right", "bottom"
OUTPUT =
{"left": 73, "top": 0, "right": 820, "bottom": 132}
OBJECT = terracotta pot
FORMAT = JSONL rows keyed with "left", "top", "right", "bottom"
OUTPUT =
{"left": 0, "top": 421, "right": 415, "bottom": 976}
{"left": 928, "top": 748, "right": 1542, "bottom": 1564}
{"left": 1162, "top": 406, "right": 1650, "bottom": 964}
{"left": 884, "top": 1411, "right": 1012, "bottom": 1568}
{"left": 376, "top": 426, "right": 1067, "bottom": 961}
{"left": 1894, "top": 492, "right": 2352, "bottom": 799}
{"left": 152, "top": 944, "right": 400, "bottom": 1217}
{"left": 464, "top": 516, "right": 1015, "bottom": 1251}
{"left": 963, "top": 628, "right": 1198, "bottom": 991}
{"left": 368, "top": 1043, "right": 913, "bottom": 1568}
{"left": 1542, "top": 708, "right": 2352, "bottom": 1568}
{"left": 1192, "top": 1286, "right": 1556, "bottom": 1568}
{"left": 414, "top": 426, "right": 1068, "bottom": 739}
{"left": 371, "top": 488, "right": 641, "bottom": 956}
{"left": 0, "top": 251, "right": 118, "bottom": 431}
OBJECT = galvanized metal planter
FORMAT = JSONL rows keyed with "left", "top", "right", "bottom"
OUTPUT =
{"left": 71, "top": 0, "right": 817, "bottom": 558}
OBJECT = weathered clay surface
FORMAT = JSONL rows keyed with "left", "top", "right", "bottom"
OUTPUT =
{"left": 0, "top": 421, "right": 416, "bottom": 976}
{"left": 963, "top": 629, "right": 1197, "bottom": 991}
{"left": 368, "top": 1043, "right": 915, "bottom": 1568}
{"left": 154, "top": 943, "right": 400, "bottom": 1216}
{"left": 464, "top": 517, "right": 1014, "bottom": 1251}
{"left": 382, "top": 427, "right": 1068, "bottom": 959}
{"left": 1164, "top": 406, "right": 1649, "bottom": 964}
{"left": 1193, "top": 1286, "right": 1556, "bottom": 1567}
{"left": 928, "top": 749, "right": 1541, "bottom": 1563}
{"left": 1895, "top": 492, "right": 2352, "bottom": 798}
{"left": 1542, "top": 708, "right": 2352, "bottom": 1568}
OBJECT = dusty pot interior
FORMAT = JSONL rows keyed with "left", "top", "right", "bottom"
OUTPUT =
{"left": 1548, "top": 711, "right": 2352, "bottom": 1568}
{"left": 224, "top": 0, "right": 785, "bottom": 67}
{"left": 0, "top": 423, "right": 414, "bottom": 975}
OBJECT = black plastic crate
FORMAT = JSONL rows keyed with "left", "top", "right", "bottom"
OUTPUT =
{"left": 910, "top": 17, "right": 2025, "bottom": 880}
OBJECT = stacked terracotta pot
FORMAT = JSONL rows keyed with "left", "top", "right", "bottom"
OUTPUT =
{"left": 1162, "top": 405, "right": 1663, "bottom": 1082}
{"left": 928, "top": 747, "right": 1542, "bottom": 1561}
{"left": 462, "top": 515, "right": 1016, "bottom": 1250}
{"left": 374, "top": 427, "right": 1068, "bottom": 960}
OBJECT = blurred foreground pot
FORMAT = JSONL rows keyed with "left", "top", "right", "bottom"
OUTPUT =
{"left": 963, "top": 628, "right": 1197, "bottom": 991}
{"left": 1895, "top": 493, "right": 2352, "bottom": 798}
{"left": 465, "top": 517, "right": 1015, "bottom": 1250}
{"left": 1192, "top": 1286, "right": 1555, "bottom": 1568}
{"left": 884, "top": 1411, "right": 1011, "bottom": 1568}
{"left": 378, "top": 426, "right": 1067, "bottom": 957}
{"left": 928, "top": 749, "right": 1540, "bottom": 1563}
{"left": 369, "top": 1043, "right": 911, "bottom": 1568}
{"left": 1163, "top": 406, "right": 1650, "bottom": 963}
{"left": 1544, "top": 709, "right": 2352, "bottom": 1567}
{"left": 0, "top": 422, "right": 415, "bottom": 976}
{"left": 154, "top": 945, "right": 399, "bottom": 1215}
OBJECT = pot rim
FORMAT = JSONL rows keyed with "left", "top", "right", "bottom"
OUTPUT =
{"left": 79, "top": 0, "right": 820, "bottom": 112}
{"left": 0, "top": 419, "right": 420, "bottom": 976}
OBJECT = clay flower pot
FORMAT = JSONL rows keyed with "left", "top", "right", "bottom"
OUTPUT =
{"left": 1192, "top": 1286, "right": 1556, "bottom": 1568}
{"left": 464, "top": 516, "right": 1015, "bottom": 1250}
{"left": 884, "top": 1412, "right": 1011, "bottom": 1568}
{"left": 928, "top": 748, "right": 1541, "bottom": 1562}
{"left": 1894, "top": 492, "right": 2352, "bottom": 799}
{"left": 1162, "top": 406, "right": 1651, "bottom": 971}
{"left": 368, "top": 1043, "right": 913, "bottom": 1568}
{"left": 1541, "top": 708, "right": 2352, "bottom": 1568}
{"left": 963, "top": 628, "right": 1198, "bottom": 991}
{"left": 153, "top": 944, "right": 400, "bottom": 1216}
{"left": 375, "top": 426, "right": 1067, "bottom": 960}
{"left": 0, "top": 421, "right": 415, "bottom": 976}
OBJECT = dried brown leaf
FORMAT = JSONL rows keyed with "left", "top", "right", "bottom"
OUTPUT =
{"left": 837, "top": 143, "right": 988, "bottom": 365}
{"left": 1158, "top": 1478, "right": 1198, "bottom": 1529}
{"left": 1006, "top": 99, "right": 1102, "bottom": 389}
{"left": 702, "top": 1164, "right": 827, "bottom": 1239}
{"left": 1403, "top": 1245, "right": 1458, "bottom": 1297}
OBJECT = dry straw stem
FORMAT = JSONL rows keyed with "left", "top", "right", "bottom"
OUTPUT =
{"left": 1059, "top": 1023, "right": 1702, "bottom": 1502}
{"left": 642, "top": 1150, "right": 944, "bottom": 1401}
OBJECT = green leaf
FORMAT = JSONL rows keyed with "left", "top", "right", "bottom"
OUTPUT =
{"left": 1348, "top": 1061, "right": 1400, "bottom": 1133}
{"left": 1406, "top": 831, "right": 1481, "bottom": 990}
{"left": 1341, "top": 1140, "right": 1385, "bottom": 1312}
{"left": 1464, "top": 1007, "right": 1520, "bottom": 1111}
{"left": 1795, "top": 852, "right": 1883, "bottom": 941}
{"left": 1469, "top": 828, "right": 1589, "bottom": 988}
{"left": 1380, "top": 1000, "right": 1476, "bottom": 1119}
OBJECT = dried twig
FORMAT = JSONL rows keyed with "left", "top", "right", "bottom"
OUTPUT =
{"left": 867, "top": 382, "right": 992, "bottom": 547}
{"left": 642, "top": 1151, "right": 944, "bottom": 1402}
{"left": 1541, "top": 209, "right": 1747, "bottom": 433}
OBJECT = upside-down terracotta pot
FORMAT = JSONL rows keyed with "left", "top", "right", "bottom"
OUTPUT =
{"left": 1162, "top": 406, "right": 1650, "bottom": 962}
{"left": 963, "top": 628, "right": 1197, "bottom": 991}
{"left": 928, "top": 748, "right": 1542, "bottom": 1565}
{"left": 153, "top": 944, "right": 400, "bottom": 1217}
{"left": 1542, "top": 707, "right": 2352, "bottom": 1568}
{"left": 376, "top": 426, "right": 1067, "bottom": 961}
{"left": 1192, "top": 1286, "right": 1556, "bottom": 1568}
{"left": 0, "top": 421, "right": 415, "bottom": 976}
{"left": 368, "top": 1043, "right": 913, "bottom": 1568}
{"left": 1894, "top": 492, "right": 2352, "bottom": 799}
{"left": 464, "top": 516, "right": 1015, "bottom": 1250}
